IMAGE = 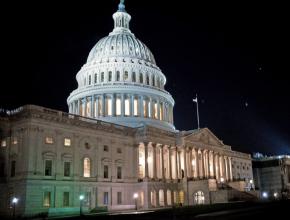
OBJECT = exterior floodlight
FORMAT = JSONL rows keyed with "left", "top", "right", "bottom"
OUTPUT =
{"left": 262, "top": 192, "right": 268, "bottom": 198}
{"left": 79, "top": 195, "right": 84, "bottom": 200}
{"left": 249, "top": 179, "right": 253, "bottom": 184}
{"left": 133, "top": 193, "right": 138, "bottom": 199}
{"left": 133, "top": 193, "right": 138, "bottom": 210}
{"left": 274, "top": 192, "right": 278, "bottom": 198}
{"left": 79, "top": 195, "right": 84, "bottom": 216}
{"left": 12, "top": 197, "right": 18, "bottom": 204}
{"left": 220, "top": 177, "right": 224, "bottom": 183}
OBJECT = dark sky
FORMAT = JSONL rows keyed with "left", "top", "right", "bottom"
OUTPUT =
{"left": 1, "top": 1, "right": 289, "bottom": 155}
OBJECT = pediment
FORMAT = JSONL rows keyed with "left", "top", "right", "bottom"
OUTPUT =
{"left": 183, "top": 128, "right": 224, "bottom": 146}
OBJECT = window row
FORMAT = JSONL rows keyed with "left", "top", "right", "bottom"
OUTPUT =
{"left": 81, "top": 71, "right": 163, "bottom": 89}
{"left": 43, "top": 158, "right": 123, "bottom": 179}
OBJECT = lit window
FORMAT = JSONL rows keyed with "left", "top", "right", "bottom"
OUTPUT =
{"left": 104, "top": 165, "right": 109, "bottom": 178}
{"left": 124, "top": 71, "right": 128, "bottom": 81}
{"left": 104, "top": 145, "right": 109, "bottom": 152}
{"left": 117, "top": 192, "right": 122, "bottom": 204}
{"left": 64, "top": 162, "right": 71, "bottom": 177}
{"left": 117, "top": 166, "right": 122, "bottom": 179}
{"left": 116, "top": 98, "right": 121, "bottom": 116}
{"left": 83, "top": 158, "right": 90, "bottom": 177}
{"left": 194, "top": 191, "right": 205, "bottom": 204}
{"left": 154, "top": 103, "right": 158, "bottom": 119}
{"left": 148, "top": 101, "right": 151, "bottom": 118}
{"left": 45, "top": 137, "right": 53, "bottom": 144}
{"left": 64, "top": 138, "right": 71, "bottom": 146}
{"left": 43, "top": 192, "right": 51, "bottom": 207}
{"left": 143, "top": 100, "right": 147, "bottom": 117}
{"left": 125, "top": 98, "right": 130, "bottom": 116}
{"left": 12, "top": 137, "right": 18, "bottom": 145}
{"left": 86, "top": 101, "right": 90, "bottom": 116}
{"left": 160, "top": 104, "right": 163, "bottom": 120}
{"left": 1, "top": 140, "right": 6, "bottom": 147}
{"left": 134, "top": 98, "right": 138, "bottom": 116}
{"left": 107, "top": 97, "right": 112, "bottom": 116}
{"left": 117, "top": 148, "right": 122, "bottom": 153}
{"left": 45, "top": 160, "right": 52, "bottom": 176}
{"left": 98, "top": 98, "right": 102, "bottom": 115}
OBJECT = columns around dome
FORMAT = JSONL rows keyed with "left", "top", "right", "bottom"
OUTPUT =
{"left": 68, "top": 93, "right": 174, "bottom": 126}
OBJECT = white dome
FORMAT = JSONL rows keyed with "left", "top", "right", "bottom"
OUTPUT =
{"left": 67, "top": 1, "right": 175, "bottom": 131}
{"left": 87, "top": 33, "right": 156, "bottom": 65}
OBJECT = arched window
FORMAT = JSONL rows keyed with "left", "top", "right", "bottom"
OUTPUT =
{"left": 83, "top": 157, "right": 91, "bottom": 177}
{"left": 124, "top": 71, "right": 128, "bottom": 81}
{"left": 101, "top": 72, "right": 104, "bottom": 82}
{"left": 116, "top": 71, "right": 120, "bottom": 81}
{"left": 146, "top": 74, "right": 149, "bottom": 85}
{"left": 194, "top": 191, "right": 205, "bottom": 204}
{"left": 108, "top": 71, "right": 112, "bottom": 82}
{"left": 88, "top": 75, "right": 91, "bottom": 85}
{"left": 94, "top": 73, "right": 98, "bottom": 84}
{"left": 152, "top": 75, "right": 155, "bottom": 86}
{"left": 140, "top": 73, "right": 143, "bottom": 83}
{"left": 132, "top": 72, "right": 136, "bottom": 82}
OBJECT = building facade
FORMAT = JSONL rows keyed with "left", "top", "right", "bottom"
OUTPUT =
{"left": 0, "top": 1, "right": 254, "bottom": 217}
{"left": 253, "top": 155, "right": 290, "bottom": 200}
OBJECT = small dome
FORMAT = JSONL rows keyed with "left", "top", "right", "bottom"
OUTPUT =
{"left": 87, "top": 34, "right": 156, "bottom": 65}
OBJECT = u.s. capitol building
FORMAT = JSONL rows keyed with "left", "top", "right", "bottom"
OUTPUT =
{"left": 0, "top": 1, "right": 255, "bottom": 217}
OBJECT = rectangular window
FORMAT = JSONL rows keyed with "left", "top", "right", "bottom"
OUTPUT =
{"left": 148, "top": 101, "right": 151, "bottom": 118}
{"left": 103, "top": 192, "right": 109, "bottom": 205}
{"left": 43, "top": 192, "right": 51, "bottom": 207}
{"left": 143, "top": 100, "right": 147, "bottom": 117}
{"left": 104, "top": 165, "right": 109, "bottom": 178}
{"left": 11, "top": 161, "right": 16, "bottom": 177}
{"left": 160, "top": 104, "right": 163, "bottom": 120}
{"left": 64, "top": 162, "right": 71, "bottom": 177}
{"left": 107, "top": 98, "right": 112, "bottom": 116}
{"left": 45, "top": 137, "right": 53, "bottom": 144}
{"left": 117, "top": 166, "right": 122, "bottom": 179}
{"left": 63, "top": 192, "right": 69, "bottom": 207}
{"left": 154, "top": 103, "right": 158, "bottom": 119}
{"left": 125, "top": 98, "right": 130, "bottom": 116}
{"left": 134, "top": 98, "right": 138, "bottom": 116}
{"left": 104, "top": 145, "right": 109, "bottom": 152}
{"left": 116, "top": 98, "right": 121, "bottom": 116}
{"left": 117, "top": 192, "right": 122, "bottom": 205}
{"left": 1, "top": 140, "right": 6, "bottom": 147}
{"left": 64, "top": 138, "right": 71, "bottom": 146}
{"left": 117, "top": 148, "right": 122, "bottom": 153}
{"left": 45, "top": 160, "right": 52, "bottom": 176}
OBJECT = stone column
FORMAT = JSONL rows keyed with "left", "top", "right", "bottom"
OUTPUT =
{"left": 139, "top": 96, "right": 144, "bottom": 117}
{"left": 90, "top": 95, "right": 94, "bottom": 117}
{"left": 84, "top": 97, "right": 87, "bottom": 117}
{"left": 152, "top": 143, "right": 157, "bottom": 179}
{"left": 157, "top": 100, "right": 160, "bottom": 120}
{"left": 194, "top": 148, "right": 199, "bottom": 178}
{"left": 144, "top": 142, "right": 149, "bottom": 179}
{"left": 149, "top": 97, "right": 153, "bottom": 118}
{"left": 224, "top": 156, "right": 228, "bottom": 181}
{"left": 187, "top": 147, "right": 192, "bottom": 178}
{"left": 201, "top": 149, "right": 205, "bottom": 178}
{"left": 130, "top": 95, "right": 134, "bottom": 117}
{"left": 183, "top": 147, "right": 187, "bottom": 179}
{"left": 102, "top": 94, "right": 105, "bottom": 117}
{"left": 212, "top": 152, "right": 216, "bottom": 179}
{"left": 121, "top": 94, "right": 125, "bottom": 117}
{"left": 95, "top": 96, "right": 99, "bottom": 117}
{"left": 207, "top": 151, "right": 211, "bottom": 178}
{"left": 229, "top": 157, "right": 233, "bottom": 181}
{"left": 112, "top": 94, "right": 116, "bottom": 116}
{"left": 175, "top": 147, "right": 178, "bottom": 179}
{"left": 160, "top": 145, "right": 165, "bottom": 179}
{"left": 169, "top": 146, "right": 172, "bottom": 180}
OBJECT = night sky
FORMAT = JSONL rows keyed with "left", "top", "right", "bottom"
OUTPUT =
{"left": 1, "top": 1, "right": 289, "bottom": 156}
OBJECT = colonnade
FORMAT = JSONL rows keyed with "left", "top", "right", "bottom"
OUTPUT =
{"left": 138, "top": 142, "right": 233, "bottom": 182}
{"left": 68, "top": 94, "right": 174, "bottom": 124}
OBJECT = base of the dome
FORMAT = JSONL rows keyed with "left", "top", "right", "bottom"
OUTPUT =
{"left": 98, "top": 116, "right": 176, "bottom": 131}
